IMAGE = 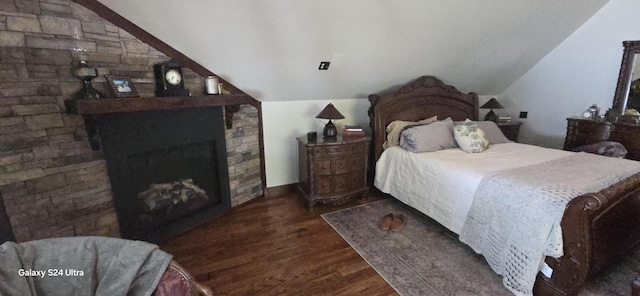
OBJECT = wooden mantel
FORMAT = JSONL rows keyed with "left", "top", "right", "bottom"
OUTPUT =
{"left": 69, "top": 93, "right": 248, "bottom": 121}
{"left": 66, "top": 95, "right": 249, "bottom": 151}
{"left": 68, "top": 95, "right": 252, "bottom": 115}
{"left": 66, "top": 94, "right": 250, "bottom": 128}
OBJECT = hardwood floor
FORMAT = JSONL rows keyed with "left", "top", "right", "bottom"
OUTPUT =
{"left": 160, "top": 191, "right": 398, "bottom": 296}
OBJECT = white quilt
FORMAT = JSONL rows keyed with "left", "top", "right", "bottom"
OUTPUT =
{"left": 374, "top": 142, "right": 572, "bottom": 234}
{"left": 459, "top": 152, "right": 640, "bottom": 295}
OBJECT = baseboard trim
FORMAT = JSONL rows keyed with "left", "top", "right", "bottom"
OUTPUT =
{"left": 264, "top": 183, "right": 297, "bottom": 198}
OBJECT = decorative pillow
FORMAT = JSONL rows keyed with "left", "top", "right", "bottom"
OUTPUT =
{"left": 383, "top": 115, "right": 437, "bottom": 149}
{"left": 399, "top": 117, "right": 456, "bottom": 153}
{"left": 471, "top": 121, "right": 511, "bottom": 144}
{"left": 454, "top": 119, "right": 489, "bottom": 153}
{"left": 572, "top": 141, "right": 628, "bottom": 158}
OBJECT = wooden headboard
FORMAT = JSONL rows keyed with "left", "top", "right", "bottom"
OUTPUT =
{"left": 368, "top": 76, "right": 479, "bottom": 161}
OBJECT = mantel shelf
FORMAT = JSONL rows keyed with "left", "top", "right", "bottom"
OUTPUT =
{"left": 65, "top": 94, "right": 252, "bottom": 115}
{"left": 65, "top": 94, "right": 250, "bottom": 151}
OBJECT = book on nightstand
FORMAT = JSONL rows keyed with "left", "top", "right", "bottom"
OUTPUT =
{"left": 343, "top": 125, "right": 364, "bottom": 137}
{"left": 498, "top": 116, "right": 512, "bottom": 123}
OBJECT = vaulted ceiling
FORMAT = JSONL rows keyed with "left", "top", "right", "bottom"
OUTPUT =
{"left": 99, "top": 0, "right": 609, "bottom": 101}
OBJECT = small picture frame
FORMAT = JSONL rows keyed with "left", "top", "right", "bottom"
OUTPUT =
{"left": 105, "top": 75, "right": 139, "bottom": 98}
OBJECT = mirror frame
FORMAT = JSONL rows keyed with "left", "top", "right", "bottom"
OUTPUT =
{"left": 612, "top": 40, "right": 640, "bottom": 117}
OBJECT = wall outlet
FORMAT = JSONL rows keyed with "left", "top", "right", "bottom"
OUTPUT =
{"left": 519, "top": 111, "right": 528, "bottom": 119}
{"left": 318, "top": 61, "right": 330, "bottom": 70}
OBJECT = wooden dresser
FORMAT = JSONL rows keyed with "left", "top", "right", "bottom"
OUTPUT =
{"left": 297, "top": 136, "right": 370, "bottom": 207}
{"left": 564, "top": 117, "right": 640, "bottom": 160}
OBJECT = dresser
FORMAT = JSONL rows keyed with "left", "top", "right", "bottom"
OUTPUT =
{"left": 497, "top": 122, "right": 522, "bottom": 142}
{"left": 297, "top": 136, "right": 370, "bottom": 207}
{"left": 564, "top": 117, "right": 640, "bottom": 160}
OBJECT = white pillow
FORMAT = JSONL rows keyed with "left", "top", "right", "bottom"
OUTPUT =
{"left": 454, "top": 120, "right": 511, "bottom": 144}
{"left": 383, "top": 115, "right": 437, "bottom": 149}
{"left": 454, "top": 119, "right": 489, "bottom": 153}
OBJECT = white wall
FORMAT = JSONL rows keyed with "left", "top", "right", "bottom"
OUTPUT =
{"left": 262, "top": 99, "right": 371, "bottom": 187}
{"left": 501, "top": 0, "right": 640, "bottom": 148}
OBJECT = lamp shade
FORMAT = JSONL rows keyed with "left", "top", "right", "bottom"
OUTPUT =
{"left": 480, "top": 98, "right": 504, "bottom": 109}
{"left": 316, "top": 103, "right": 345, "bottom": 120}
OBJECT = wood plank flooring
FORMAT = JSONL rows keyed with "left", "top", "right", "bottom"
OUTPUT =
{"left": 160, "top": 191, "right": 398, "bottom": 296}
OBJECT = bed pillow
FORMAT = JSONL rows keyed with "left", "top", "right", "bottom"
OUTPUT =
{"left": 383, "top": 115, "right": 437, "bottom": 149}
{"left": 454, "top": 120, "right": 511, "bottom": 144}
{"left": 475, "top": 121, "right": 511, "bottom": 144}
{"left": 454, "top": 119, "right": 489, "bottom": 153}
{"left": 399, "top": 117, "right": 456, "bottom": 153}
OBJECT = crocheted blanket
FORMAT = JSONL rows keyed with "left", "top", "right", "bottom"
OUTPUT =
{"left": 459, "top": 152, "right": 640, "bottom": 296}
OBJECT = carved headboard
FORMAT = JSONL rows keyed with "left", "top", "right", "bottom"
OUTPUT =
{"left": 368, "top": 76, "right": 479, "bottom": 162}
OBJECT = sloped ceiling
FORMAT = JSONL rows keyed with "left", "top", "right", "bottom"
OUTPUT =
{"left": 99, "top": 0, "right": 608, "bottom": 101}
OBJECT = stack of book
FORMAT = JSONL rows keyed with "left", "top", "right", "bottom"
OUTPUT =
{"left": 498, "top": 116, "right": 512, "bottom": 124}
{"left": 342, "top": 125, "right": 365, "bottom": 137}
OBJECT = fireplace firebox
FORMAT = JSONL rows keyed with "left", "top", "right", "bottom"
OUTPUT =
{"left": 97, "top": 107, "right": 230, "bottom": 243}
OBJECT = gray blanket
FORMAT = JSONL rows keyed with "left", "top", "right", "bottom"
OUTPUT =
{"left": 459, "top": 152, "right": 640, "bottom": 296}
{"left": 0, "top": 236, "right": 172, "bottom": 296}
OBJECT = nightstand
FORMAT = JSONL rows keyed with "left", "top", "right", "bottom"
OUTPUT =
{"left": 498, "top": 122, "right": 522, "bottom": 142}
{"left": 297, "top": 136, "right": 370, "bottom": 207}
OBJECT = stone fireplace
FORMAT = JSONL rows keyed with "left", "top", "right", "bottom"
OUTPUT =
{"left": 98, "top": 107, "right": 230, "bottom": 243}
{"left": 0, "top": 0, "right": 263, "bottom": 243}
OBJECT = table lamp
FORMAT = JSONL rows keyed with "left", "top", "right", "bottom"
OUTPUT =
{"left": 480, "top": 98, "right": 504, "bottom": 122}
{"left": 316, "top": 103, "right": 345, "bottom": 138}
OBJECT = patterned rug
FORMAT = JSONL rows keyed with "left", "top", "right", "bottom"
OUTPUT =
{"left": 321, "top": 199, "right": 640, "bottom": 296}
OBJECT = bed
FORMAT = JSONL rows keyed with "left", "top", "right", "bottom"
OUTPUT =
{"left": 368, "top": 76, "right": 640, "bottom": 296}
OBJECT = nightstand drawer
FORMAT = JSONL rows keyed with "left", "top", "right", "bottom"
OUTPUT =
{"left": 314, "top": 171, "right": 364, "bottom": 194}
{"left": 316, "top": 155, "right": 363, "bottom": 176}
{"left": 313, "top": 142, "right": 364, "bottom": 157}
{"left": 316, "top": 159, "right": 332, "bottom": 175}
{"left": 335, "top": 156, "right": 363, "bottom": 174}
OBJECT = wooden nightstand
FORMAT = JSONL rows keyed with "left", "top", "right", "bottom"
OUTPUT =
{"left": 497, "top": 122, "right": 522, "bottom": 142}
{"left": 297, "top": 135, "right": 370, "bottom": 207}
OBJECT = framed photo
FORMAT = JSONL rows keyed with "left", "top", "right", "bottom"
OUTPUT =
{"left": 105, "top": 75, "right": 139, "bottom": 98}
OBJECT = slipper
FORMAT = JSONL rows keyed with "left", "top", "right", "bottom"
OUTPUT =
{"left": 379, "top": 213, "right": 394, "bottom": 230}
{"left": 390, "top": 214, "right": 406, "bottom": 232}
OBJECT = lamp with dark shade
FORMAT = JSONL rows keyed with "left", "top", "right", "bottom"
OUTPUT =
{"left": 480, "top": 98, "right": 504, "bottom": 122}
{"left": 316, "top": 103, "right": 345, "bottom": 138}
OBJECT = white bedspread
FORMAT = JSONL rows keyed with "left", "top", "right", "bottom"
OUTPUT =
{"left": 374, "top": 143, "right": 573, "bottom": 234}
{"left": 458, "top": 152, "right": 640, "bottom": 296}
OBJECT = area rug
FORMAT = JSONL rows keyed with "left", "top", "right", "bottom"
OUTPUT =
{"left": 321, "top": 199, "right": 640, "bottom": 296}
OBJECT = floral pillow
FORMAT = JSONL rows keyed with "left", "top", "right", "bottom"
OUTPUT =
{"left": 454, "top": 119, "right": 489, "bottom": 153}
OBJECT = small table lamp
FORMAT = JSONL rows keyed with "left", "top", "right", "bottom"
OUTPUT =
{"left": 316, "top": 103, "right": 345, "bottom": 138}
{"left": 480, "top": 98, "right": 504, "bottom": 122}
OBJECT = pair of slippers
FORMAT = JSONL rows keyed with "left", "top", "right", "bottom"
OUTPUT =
{"left": 378, "top": 213, "right": 405, "bottom": 231}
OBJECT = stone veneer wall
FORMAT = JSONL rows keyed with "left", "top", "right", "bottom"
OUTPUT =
{"left": 0, "top": 0, "right": 263, "bottom": 242}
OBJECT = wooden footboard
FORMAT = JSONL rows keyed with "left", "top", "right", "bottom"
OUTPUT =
{"left": 534, "top": 172, "right": 640, "bottom": 296}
